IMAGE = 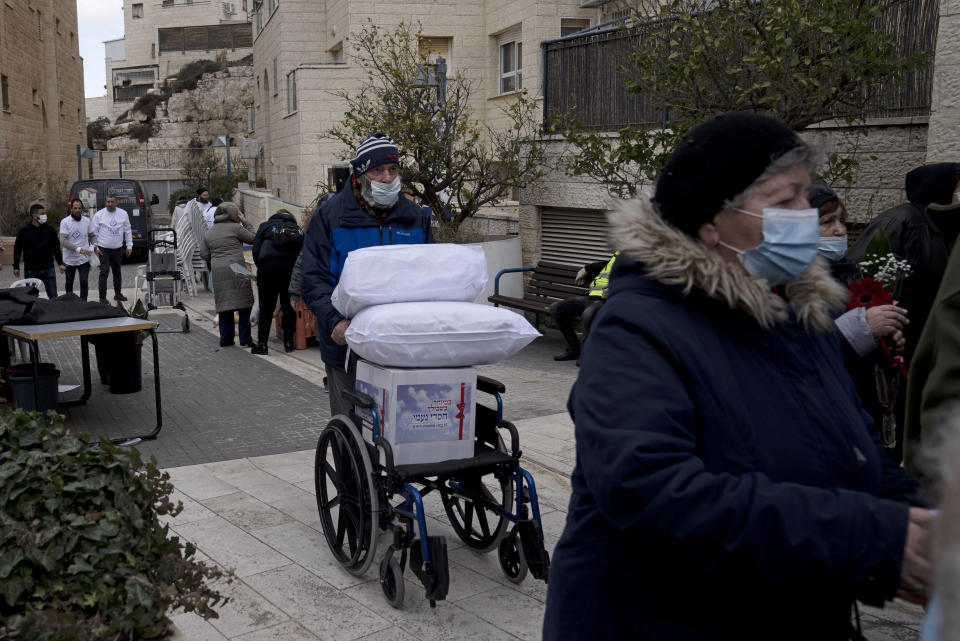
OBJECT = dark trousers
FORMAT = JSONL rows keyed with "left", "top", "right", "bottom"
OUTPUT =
{"left": 25, "top": 267, "right": 58, "bottom": 298}
{"left": 550, "top": 295, "right": 604, "bottom": 352}
{"left": 98, "top": 247, "right": 124, "bottom": 299}
{"left": 219, "top": 308, "right": 252, "bottom": 345}
{"left": 325, "top": 363, "right": 355, "bottom": 417}
{"left": 257, "top": 262, "right": 296, "bottom": 344}
{"left": 64, "top": 263, "right": 91, "bottom": 301}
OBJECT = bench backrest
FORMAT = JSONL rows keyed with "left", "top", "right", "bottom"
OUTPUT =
{"left": 526, "top": 261, "right": 589, "bottom": 303}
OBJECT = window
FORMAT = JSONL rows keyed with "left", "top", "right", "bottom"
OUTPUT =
{"left": 1, "top": 75, "right": 9, "bottom": 111}
{"left": 499, "top": 39, "right": 522, "bottom": 94}
{"left": 286, "top": 70, "right": 297, "bottom": 113}
{"left": 132, "top": 3, "right": 143, "bottom": 18}
{"left": 242, "top": 0, "right": 248, "bottom": 10}
{"left": 32, "top": 88, "right": 38, "bottom": 106}
{"left": 151, "top": 43, "right": 155, "bottom": 58}
{"left": 419, "top": 37, "right": 452, "bottom": 74}
{"left": 162, "top": 0, "right": 174, "bottom": 7}
{"left": 59, "top": 100, "right": 64, "bottom": 118}
{"left": 273, "top": 58, "right": 278, "bottom": 93}
{"left": 36, "top": 10, "right": 42, "bottom": 40}
{"left": 249, "top": 102, "right": 255, "bottom": 131}
{"left": 560, "top": 18, "right": 590, "bottom": 38}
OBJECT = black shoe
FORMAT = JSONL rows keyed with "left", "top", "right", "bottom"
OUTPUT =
{"left": 114, "top": 293, "right": 128, "bottom": 301}
{"left": 219, "top": 341, "right": 235, "bottom": 347}
{"left": 99, "top": 298, "right": 109, "bottom": 304}
{"left": 239, "top": 339, "right": 257, "bottom": 349}
{"left": 283, "top": 329, "right": 295, "bottom": 353}
{"left": 553, "top": 348, "right": 580, "bottom": 361}
{"left": 251, "top": 343, "right": 268, "bottom": 355}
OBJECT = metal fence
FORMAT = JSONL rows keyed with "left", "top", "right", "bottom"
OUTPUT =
{"left": 543, "top": 0, "right": 938, "bottom": 131}
{"left": 96, "top": 147, "right": 247, "bottom": 174}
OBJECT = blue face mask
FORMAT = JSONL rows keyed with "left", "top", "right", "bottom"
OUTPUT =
{"left": 817, "top": 235, "right": 848, "bottom": 261}
{"left": 718, "top": 207, "right": 820, "bottom": 285}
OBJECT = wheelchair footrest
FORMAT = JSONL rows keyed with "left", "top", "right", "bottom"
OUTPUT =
{"left": 517, "top": 519, "right": 550, "bottom": 582}
{"left": 410, "top": 536, "right": 449, "bottom": 604}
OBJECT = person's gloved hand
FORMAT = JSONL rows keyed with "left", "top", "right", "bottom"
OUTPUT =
{"left": 574, "top": 267, "right": 589, "bottom": 286}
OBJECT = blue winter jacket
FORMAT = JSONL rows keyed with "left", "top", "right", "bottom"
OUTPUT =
{"left": 301, "top": 188, "right": 433, "bottom": 365}
{"left": 542, "top": 202, "right": 921, "bottom": 641}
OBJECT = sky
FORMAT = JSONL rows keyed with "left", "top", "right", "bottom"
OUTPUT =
{"left": 78, "top": 0, "right": 125, "bottom": 98}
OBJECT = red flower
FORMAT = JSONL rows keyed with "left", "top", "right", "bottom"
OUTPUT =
{"left": 847, "top": 278, "right": 893, "bottom": 310}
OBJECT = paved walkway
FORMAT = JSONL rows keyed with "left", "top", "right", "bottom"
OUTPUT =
{"left": 0, "top": 266, "right": 925, "bottom": 638}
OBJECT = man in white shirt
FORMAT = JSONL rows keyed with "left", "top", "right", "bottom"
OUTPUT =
{"left": 92, "top": 194, "right": 133, "bottom": 303}
{"left": 61, "top": 199, "right": 97, "bottom": 301}
{"left": 187, "top": 186, "right": 216, "bottom": 229}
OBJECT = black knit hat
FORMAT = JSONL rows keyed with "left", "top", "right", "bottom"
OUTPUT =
{"left": 350, "top": 133, "right": 399, "bottom": 177}
{"left": 652, "top": 112, "right": 804, "bottom": 235}
{"left": 196, "top": 185, "right": 208, "bottom": 196}
{"left": 808, "top": 182, "right": 838, "bottom": 210}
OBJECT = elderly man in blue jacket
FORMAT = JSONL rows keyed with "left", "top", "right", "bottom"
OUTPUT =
{"left": 302, "top": 133, "right": 433, "bottom": 415}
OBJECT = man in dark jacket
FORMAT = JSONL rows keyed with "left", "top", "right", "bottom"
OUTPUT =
{"left": 13, "top": 203, "right": 65, "bottom": 298}
{"left": 543, "top": 113, "right": 929, "bottom": 640}
{"left": 846, "top": 162, "right": 960, "bottom": 460}
{"left": 251, "top": 209, "right": 302, "bottom": 355}
{"left": 301, "top": 134, "right": 433, "bottom": 415}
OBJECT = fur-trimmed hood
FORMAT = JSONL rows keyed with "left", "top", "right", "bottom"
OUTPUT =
{"left": 608, "top": 197, "right": 849, "bottom": 333}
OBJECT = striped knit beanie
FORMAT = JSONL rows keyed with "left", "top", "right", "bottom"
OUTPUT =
{"left": 350, "top": 133, "right": 399, "bottom": 177}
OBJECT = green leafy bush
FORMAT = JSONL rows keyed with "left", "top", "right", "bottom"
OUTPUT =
{"left": 0, "top": 409, "right": 229, "bottom": 640}
{"left": 167, "top": 187, "right": 197, "bottom": 214}
{"left": 171, "top": 60, "right": 225, "bottom": 93}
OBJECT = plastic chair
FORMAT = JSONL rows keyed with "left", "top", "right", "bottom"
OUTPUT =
{"left": 11, "top": 278, "right": 47, "bottom": 298}
{"left": 8, "top": 279, "right": 46, "bottom": 362}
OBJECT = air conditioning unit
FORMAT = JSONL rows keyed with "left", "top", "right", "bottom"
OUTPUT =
{"left": 240, "top": 138, "right": 260, "bottom": 159}
{"left": 579, "top": 0, "right": 607, "bottom": 6}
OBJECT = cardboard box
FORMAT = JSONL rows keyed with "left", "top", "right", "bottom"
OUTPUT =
{"left": 355, "top": 361, "right": 476, "bottom": 466}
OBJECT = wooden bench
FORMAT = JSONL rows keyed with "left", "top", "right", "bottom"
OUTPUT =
{"left": 488, "top": 261, "right": 588, "bottom": 328}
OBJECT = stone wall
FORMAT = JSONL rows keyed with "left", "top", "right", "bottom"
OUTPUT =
{"left": 0, "top": 0, "right": 85, "bottom": 205}
{"left": 926, "top": 0, "right": 960, "bottom": 162}
{"left": 105, "top": 66, "right": 255, "bottom": 151}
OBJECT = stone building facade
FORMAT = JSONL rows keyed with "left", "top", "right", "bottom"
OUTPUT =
{"left": 0, "top": 0, "right": 86, "bottom": 208}
{"left": 246, "top": 0, "right": 603, "bottom": 208}
{"left": 102, "top": 0, "right": 254, "bottom": 121}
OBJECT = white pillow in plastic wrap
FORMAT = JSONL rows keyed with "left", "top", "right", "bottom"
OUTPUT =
{"left": 345, "top": 301, "right": 540, "bottom": 367}
{"left": 332, "top": 244, "right": 488, "bottom": 318}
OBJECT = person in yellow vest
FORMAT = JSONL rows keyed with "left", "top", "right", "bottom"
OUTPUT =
{"left": 549, "top": 252, "right": 619, "bottom": 361}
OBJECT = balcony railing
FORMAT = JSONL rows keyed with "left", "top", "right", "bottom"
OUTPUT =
{"left": 543, "top": 0, "right": 938, "bottom": 131}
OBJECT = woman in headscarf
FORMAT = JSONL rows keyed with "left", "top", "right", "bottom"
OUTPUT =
{"left": 543, "top": 112, "right": 931, "bottom": 640}
{"left": 201, "top": 202, "right": 256, "bottom": 347}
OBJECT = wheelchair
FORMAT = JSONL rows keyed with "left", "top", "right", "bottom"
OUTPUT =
{"left": 313, "top": 370, "right": 550, "bottom": 608}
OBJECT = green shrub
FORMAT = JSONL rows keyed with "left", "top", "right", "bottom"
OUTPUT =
{"left": 0, "top": 409, "right": 229, "bottom": 640}
{"left": 130, "top": 91, "right": 170, "bottom": 122}
{"left": 128, "top": 121, "right": 157, "bottom": 144}
{"left": 167, "top": 186, "right": 197, "bottom": 214}
{"left": 171, "top": 60, "right": 225, "bottom": 93}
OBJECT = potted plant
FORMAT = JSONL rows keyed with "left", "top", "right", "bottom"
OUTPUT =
{"left": 0, "top": 408, "right": 230, "bottom": 638}
{"left": 92, "top": 299, "right": 150, "bottom": 394}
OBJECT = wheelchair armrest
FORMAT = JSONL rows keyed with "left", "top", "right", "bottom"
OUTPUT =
{"left": 497, "top": 419, "right": 520, "bottom": 457}
{"left": 340, "top": 389, "right": 376, "bottom": 410}
{"left": 477, "top": 375, "right": 505, "bottom": 395}
{"left": 493, "top": 266, "right": 533, "bottom": 296}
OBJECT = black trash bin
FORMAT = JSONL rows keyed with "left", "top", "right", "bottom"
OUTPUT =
{"left": 7, "top": 363, "right": 60, "bottom": 412}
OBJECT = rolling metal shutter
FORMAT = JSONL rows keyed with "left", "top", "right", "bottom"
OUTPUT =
{"left": 540, "top": 207, "right": 611, "bottom": 266}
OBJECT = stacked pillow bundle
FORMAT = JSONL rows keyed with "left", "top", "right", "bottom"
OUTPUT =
{"left": 332, "top": 244, "right": 540, "bottom": 367}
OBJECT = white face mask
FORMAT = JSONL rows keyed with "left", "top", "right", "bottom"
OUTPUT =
{"left": 37, "top": 214, "right": 47, "bottom": 224}
{"left": 369, "top": 176, "right": 402, "bottom": 207}
{"left": 817, "top": 235, "right": 848, "bottom": 261}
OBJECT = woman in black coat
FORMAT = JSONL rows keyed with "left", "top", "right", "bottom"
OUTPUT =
{"left": 543, "top": 113, "right": 930, "bottom": 640}
{"left": 251, "top": 209, "right": 302, "bottom": 354}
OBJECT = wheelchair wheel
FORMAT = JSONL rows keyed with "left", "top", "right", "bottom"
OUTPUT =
{"left": 498, "top": 531, "right": 528, "bottom": 584}
{"left": 440, "top": 434, "right": 513, "bottom": 552}
{"left": 315, "top": 415, "right": 379, "bottom": 576}
{"left": 379, "top": 552, "right": 405, "bottom": 609}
